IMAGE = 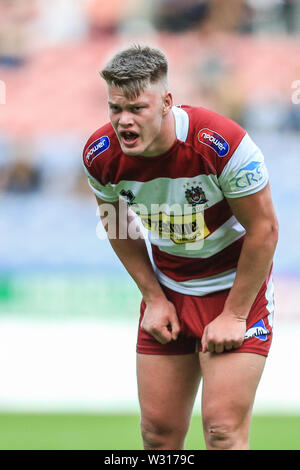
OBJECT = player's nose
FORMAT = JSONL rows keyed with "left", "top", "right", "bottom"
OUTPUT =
{"left": 118, "top": 110, "right": 134, "bottom": 127}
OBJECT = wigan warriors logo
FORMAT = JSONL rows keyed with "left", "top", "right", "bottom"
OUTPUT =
{"left": 120, "top": 189, "right": 135, "bottom": 205}
{"left": 185, "top": 186, "right": 208, "bottom": 206}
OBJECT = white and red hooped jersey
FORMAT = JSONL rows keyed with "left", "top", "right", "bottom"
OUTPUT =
{"left": 83, "top": 105, "right": 269, "bottom": 296}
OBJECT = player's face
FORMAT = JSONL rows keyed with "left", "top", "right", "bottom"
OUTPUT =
{"left": 108, "top": 82, "right": 174, "bottom": 157}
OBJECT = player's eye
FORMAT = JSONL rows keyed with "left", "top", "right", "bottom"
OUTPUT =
{"left": 110, "top": 105, "right": 121, "bottom": 113}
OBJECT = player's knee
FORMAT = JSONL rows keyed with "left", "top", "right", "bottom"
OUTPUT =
{"left": 202, "top": 409, "right": 249, "bottom": 450}
{"left": 204, "top": 420, "right": 238, "bottom": 450}
{"left": 202, "top": 398, "right": 251, "bottom": 450}
{"left": 140, "top": 416, "right": 187, "bottom": 450}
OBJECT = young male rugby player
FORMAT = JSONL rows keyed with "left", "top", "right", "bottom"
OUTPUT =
{"left": 82, "top": 45, "right": 278, "bottom": 450}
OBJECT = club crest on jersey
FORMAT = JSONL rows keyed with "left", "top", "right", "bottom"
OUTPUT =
{"left": 185, "top": 186, "right": 208, "bottom": 206}
{"left": 120, "top": 189, "right": 136, "bottom": 205}
{"left": 84, "top": 136, "right": 110, "bottom": 167}
{"left": 244, "top": 319, "right": 270, "bottom": 342}
{"left": 198, "top": 128, "right": 229, "bottom": 157}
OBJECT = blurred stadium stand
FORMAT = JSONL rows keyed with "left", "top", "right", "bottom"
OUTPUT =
{"left": 0, "top": 0, "right": 300, "bottom": 413}
{"left": 0, "top": 0, "right": 299, "bottom": 265}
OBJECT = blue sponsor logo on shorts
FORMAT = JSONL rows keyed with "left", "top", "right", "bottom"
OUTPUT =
{"left": 85, "top": 136, "right": 110, "bottom": 167}
{"left": 244, "top": 319, "right": 269, "bottom": 342}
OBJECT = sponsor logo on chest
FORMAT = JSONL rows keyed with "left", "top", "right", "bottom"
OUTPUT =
{"left": 85, "top": 136, "right": 110, "bottom": 167}
{"left": 198, "top": 128, "right": 229, "bottom": 157}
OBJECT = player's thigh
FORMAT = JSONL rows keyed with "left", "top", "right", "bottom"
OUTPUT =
{"left": 199, "top": 352, "right": 265, "bottom": 431}
{"left": 137, "top": 353, "right": 201, "bottom": 431}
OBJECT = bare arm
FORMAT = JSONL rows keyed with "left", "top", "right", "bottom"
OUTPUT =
{"left": 96, "top": 196, "right": 180, "bottom": 344}
{"left": 201, "top": 184, "right": 279, "bottom": 353}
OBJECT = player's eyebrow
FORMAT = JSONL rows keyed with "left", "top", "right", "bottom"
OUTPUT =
{"left": 108, "top": 100, "right": 147, "bottom": 107}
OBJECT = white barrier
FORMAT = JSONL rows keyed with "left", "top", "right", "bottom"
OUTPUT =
{"left": 0, "top": 317, "right": 298, "bottom": 414}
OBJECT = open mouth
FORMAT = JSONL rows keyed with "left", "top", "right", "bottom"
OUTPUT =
{"left": 120, "top": 131, "right": 139, "bottom": 146}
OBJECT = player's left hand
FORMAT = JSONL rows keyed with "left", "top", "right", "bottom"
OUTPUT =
{"left": 201, "top": 312, "right": 247, "bottom": 354}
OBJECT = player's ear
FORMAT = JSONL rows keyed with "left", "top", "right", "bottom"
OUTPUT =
{"left": 162, "top": 91, "right": 173, "bottom": 115}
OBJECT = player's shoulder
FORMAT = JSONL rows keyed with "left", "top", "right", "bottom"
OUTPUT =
{"left": 181, "top": 105, "right": 246, "bottom": 160}
{"left": 82, "top": 122, "right": 120, "bottom": 170}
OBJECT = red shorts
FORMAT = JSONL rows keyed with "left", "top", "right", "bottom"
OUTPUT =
{"left": 136, "top": 277, "right": 274, "bottom": 357}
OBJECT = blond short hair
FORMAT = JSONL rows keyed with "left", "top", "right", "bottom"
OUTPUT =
{"left": 100, "top": 44, "right": 169, "bottom": 99}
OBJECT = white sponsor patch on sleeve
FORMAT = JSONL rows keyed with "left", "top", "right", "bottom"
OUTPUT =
{"left": 218, "top": 133, "right": 269, "bottom": 198}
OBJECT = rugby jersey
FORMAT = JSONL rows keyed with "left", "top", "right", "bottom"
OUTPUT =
{"left": 83, "top": 105, "right": 269, "bottom": 296}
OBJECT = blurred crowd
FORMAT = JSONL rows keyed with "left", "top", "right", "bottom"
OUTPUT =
{"left": 0, "top": 0, "right": 299, "bottom": 60}
{"left": 0, "top": 0, "right": 300, "bottom": 197}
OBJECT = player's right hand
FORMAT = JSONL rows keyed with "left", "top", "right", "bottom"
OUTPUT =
{"left": 141, "top": 298, "right": 181, "bottom": 344}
